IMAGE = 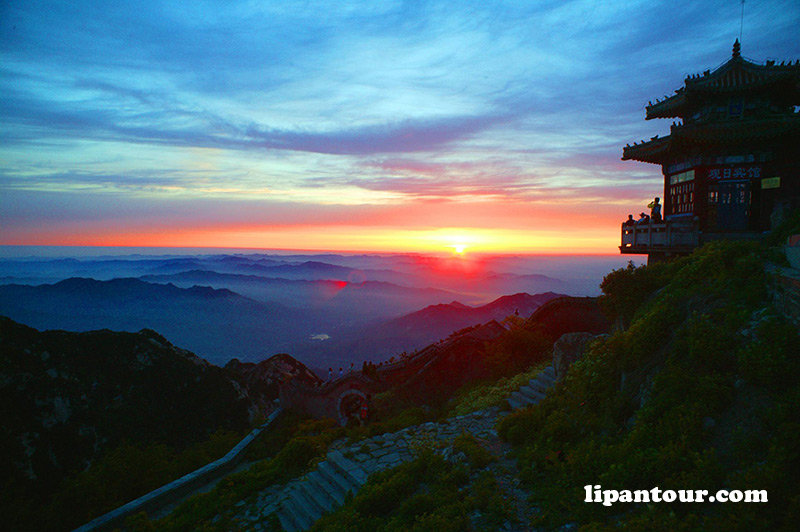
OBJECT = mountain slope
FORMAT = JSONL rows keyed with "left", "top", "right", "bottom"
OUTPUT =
{"left": 0, "top": 317, "right": 252, "bottom": 499}
{"left": 497, "top": 241, "right": 800, "bottom": 529}
{"left": 0, "top": 278, "right": 303, "bottom": 365}
{"left": 313, "top": 292, "right": 564, "bottom": 364}
{"left": 384, "top": 292, "right": 562, "bottom": 337}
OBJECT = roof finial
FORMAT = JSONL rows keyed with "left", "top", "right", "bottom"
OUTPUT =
{"left": 733, "top": 39, "right": 741, "bottom": 58}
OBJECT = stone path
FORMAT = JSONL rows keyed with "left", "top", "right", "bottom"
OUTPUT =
{"left": 236, "top": 364, "right": 557, "bottom": 531}
{"left": 507, "top": 364, "right": 556, "bottom": 410}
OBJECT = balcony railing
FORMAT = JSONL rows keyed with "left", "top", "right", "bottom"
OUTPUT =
{"left": 620, "top": 218, "right": 700, "bottom": 254}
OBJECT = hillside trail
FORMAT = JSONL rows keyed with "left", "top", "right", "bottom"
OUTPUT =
{"left": 231, "top": 364, "right": 557, "bottom": 531}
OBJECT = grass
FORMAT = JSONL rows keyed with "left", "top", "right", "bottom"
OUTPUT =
{"left": 448, "top": 360, "right": 551, "bottom": 416}
{"left": 497, "top": 240, "right": 800, "bottom": 530}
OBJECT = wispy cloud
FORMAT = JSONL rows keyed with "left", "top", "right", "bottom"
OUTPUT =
{"left": 1, "top": 0, "right": 798, "bottom": 251}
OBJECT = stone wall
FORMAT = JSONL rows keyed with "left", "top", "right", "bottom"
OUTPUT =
{"left": 525, "top": 296, "right": 611, "bottom": 341}
{"left": 280, "top": 373, "right": 380, "bottom": 424}
{"left": 73, "top": 408, "right": 283, "bottom": 532}
{"left": 280, "top": 322, "right": 509, "bottom": 422}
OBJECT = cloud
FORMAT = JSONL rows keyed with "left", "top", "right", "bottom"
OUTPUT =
{"left": 1, "top": 0, "right": 798, "bottom": 250}
{"left": 1, "top": 86, "right": 509, "bottom": 156}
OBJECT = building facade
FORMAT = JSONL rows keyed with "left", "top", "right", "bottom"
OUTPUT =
{"left": 621, "top": 40, "right": 800, "bottom": 261}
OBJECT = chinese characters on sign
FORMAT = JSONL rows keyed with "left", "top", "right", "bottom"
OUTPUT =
{"left": 707, "top": 166, "right": 761, "bottom": 180}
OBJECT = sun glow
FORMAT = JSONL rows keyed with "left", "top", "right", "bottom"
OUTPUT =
{"left": 12, "top": 223, "right": 619, "bottom": 255}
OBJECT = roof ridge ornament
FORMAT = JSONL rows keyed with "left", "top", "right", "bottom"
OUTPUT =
{"left": 733, "top": 39, "right": 741, "bottom": 58}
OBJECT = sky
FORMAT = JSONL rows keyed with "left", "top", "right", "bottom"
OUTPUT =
{"left": 1, "top": 0, "right": 798, "bottom": 255}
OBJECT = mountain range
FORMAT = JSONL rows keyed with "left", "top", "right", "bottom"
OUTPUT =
{"left": 0, "top": 278, "right": 303, "bottom": 365}
{"left": 305, "top": 292, "right": 564, "bottom": 364}
{"left": 0, "top": 274, "right": 564, "bottom": 369}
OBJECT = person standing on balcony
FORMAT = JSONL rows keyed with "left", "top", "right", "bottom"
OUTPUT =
{"left": 624, "top": 214, "right": 636, "bottom": 226}
{"left": 648, "top": 197, "right": 662, "bottom": 223}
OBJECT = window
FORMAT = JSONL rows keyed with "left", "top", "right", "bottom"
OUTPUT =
{"left": 669, "top": 169, "right": 695, "bottom": 185}
{"left": 670, "top": 180, "right": 694, "bottom": 215}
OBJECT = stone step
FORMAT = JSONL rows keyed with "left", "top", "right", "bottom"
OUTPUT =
{"left": 288, "top": 484, "right": 322, "bottom": 527}
{"left": 276, "top": 505, "right": 300, "bottom": 532}
{"left": 507, "top": 365, "right": 559, "bottom": 410}
{"left": 507, "top": 394, "right": 524, "bottom": 410}
{"left": 518, "top": 385, "right": 545, "bottom": 403}
{"left": 297, "top": 477, "right": 333, "bottom": 516}
{"left": 278, "top": 490, "right": 314, "bottom": 532}
{"left": 317, "top": 460, "right": 358, "bottom": 499}
{"left": 528, "top": 378, "right": 550, "bottom": 394}
{"left": 328, "top": 450, "right": 368, "bottom": 486}
{"left": 513, "top": 387, "right": 535, "bottom": 404}
{"left": 307, "top": 470, "right": 345, "bottom": 507}
{"left": 537, "top": 373, "right": 556, "bottom": 388}
{"left": 277, "top": 453, "right": 366, "bottom": 532}
{"left": 536, "top": 376, "right": 556, "bottom": 390}
{"left": 510, "top": 390, "right": 533, "bottom": 407}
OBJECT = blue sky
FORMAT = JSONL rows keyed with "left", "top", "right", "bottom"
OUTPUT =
{"left": 1, "top": 0, "right": 798, "bottom": 253}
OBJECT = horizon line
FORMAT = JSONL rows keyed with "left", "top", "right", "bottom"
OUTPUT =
{"left": 0, "top": 244, "right": 625, "bottom": 259}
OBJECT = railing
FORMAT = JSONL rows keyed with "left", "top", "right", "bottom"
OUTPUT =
{"left": 620, "top": 218, "right": 699, "bottom": 252}
{"left": 73, "top": 408, "right": 283, "bottom": 532}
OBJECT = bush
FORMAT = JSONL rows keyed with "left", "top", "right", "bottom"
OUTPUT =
{"left": 737, "top": 316, "right": 799, "bottom": 389}
{"left": 452, "top": 433, "right": 494, "bottom": 469}
{"left": 130, "top": 416, "right": 341, "bottom": 531}
{"left": 309, "top": 451, "right": 491, "bottom": 532}
{"left": 45, "top": 429, "right": 241, "bottom": 531}
{"left": 497, "top": 240, "right": 799, "bottom": 529}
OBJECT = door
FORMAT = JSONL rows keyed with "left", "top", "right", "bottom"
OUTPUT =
{"left": 717, "top": 180, "right": 750, "bottom": 231}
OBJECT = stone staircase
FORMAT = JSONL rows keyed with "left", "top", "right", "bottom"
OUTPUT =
{"left": 238, "top": 411, "right": 498, "bottom": 531}
{"left": 277, "top": 450, "right": 371, "bottom": 531}
{"left": 237, "top": 367, "right": 557, "bottom": 531}
{"left": 506, "top": 364, "right": 556, "bottom": 410}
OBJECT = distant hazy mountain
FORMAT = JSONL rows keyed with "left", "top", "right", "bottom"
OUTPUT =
{"left": 140, "top": 270, "right": 348, "bottom": 308}
{"left": 384, "top": 292, "right": 560, "bottom": 336}
{"left": 0, "top": 276, "right": 478, "bottom": 367}
{"left": 0, "top": 254, "right": 574, "bottom": 297}
{"left": 0, "top": 278, "right": 305, "bottom": 365}
{"left": 311, "top": 292, "right": 564, "bottom": 364}
{"left": 478, "top": 273, "right": 565, "bottom": 295}
{"left": 139, "top": 270, "right": 469, "bottom": 319}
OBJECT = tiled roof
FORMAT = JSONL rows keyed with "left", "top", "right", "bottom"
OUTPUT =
{"left": 645, "top": 40, "right": 800, "bottom": 120}
{"left": 622, "top": 115, "right": 800, "bottom": 164}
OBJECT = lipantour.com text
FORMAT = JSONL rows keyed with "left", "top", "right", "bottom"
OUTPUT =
{"left": 584, "top": 485, "right": 768, "bottom": 507}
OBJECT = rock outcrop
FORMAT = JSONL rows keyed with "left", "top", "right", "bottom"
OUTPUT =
{"left": 552, "top": 332, "right": 597, "bottom": 380}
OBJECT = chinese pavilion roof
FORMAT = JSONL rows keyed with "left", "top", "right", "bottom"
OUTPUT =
{"left": 622, "top": 114, "right": 800, "bottom": 164}
{"left": 645, "top": 40, "right": 800, "bottom": 120}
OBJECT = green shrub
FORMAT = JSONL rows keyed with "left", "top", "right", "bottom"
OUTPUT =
{"left": 449, "top": 360, "right": 550, "bottom": 416}
{"left": 310, "top": 451, "right": 487, "bottom": 532}
{"left": 737, "top": 316, "right": 799, "bottom": 389}
{"left": 45, "top": 429, "right": 241, "bottom": 531}
{"left": 496, "top": 240, "right": 798, "bottom": 529}
{"left": 452, "top": 433, "right": 494, "bottom": 469}
{"left": 484, "top": 326, "right": 552, "bottom": 377}
{"left": 129, "top": 416, "right": 341, "bottom": 531}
